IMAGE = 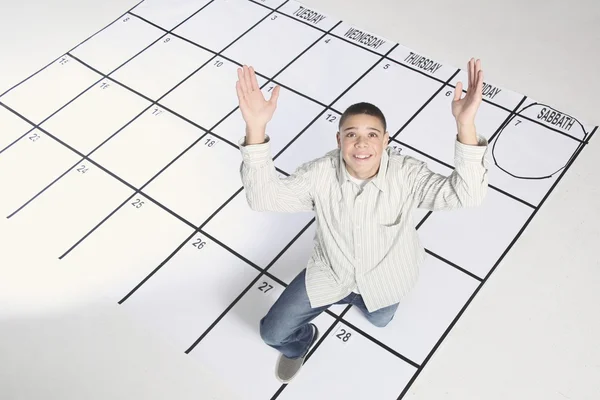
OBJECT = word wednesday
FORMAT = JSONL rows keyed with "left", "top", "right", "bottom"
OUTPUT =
{"left": 343, "top": 27, "right": 386, "bottom": 49}
{"left": 292, "top": 6, "right": 326, "bottom": 25}
{"left": 403, "top": 52, "right": 442, "bottom": 74}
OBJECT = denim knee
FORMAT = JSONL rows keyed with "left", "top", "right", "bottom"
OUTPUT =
{"left": 368, "top": 308, "right": 397, "bottom": 328}
{"left": 259, "top": 314, "right": 284, "bottom": 345}
{"left": 370, "top": 317, "right": 392, "bottom": 328}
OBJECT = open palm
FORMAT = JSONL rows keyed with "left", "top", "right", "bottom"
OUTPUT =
{"left": 452, "top": 58, "right": 484, "bottom": 125}
{"left": 236, "top": 65, "right": 280, "bottom": 128}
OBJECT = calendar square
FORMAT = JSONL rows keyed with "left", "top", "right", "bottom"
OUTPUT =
{"left": 0, "top": 106, "right": 33, "bottom": 151}
{"left": 7, "top": 160, "right": 133, "bottom": 257}
{"left": 70, "top": 14, "right": 165, "bottom": 75}
{"left": 202, "top": 189, "right": 315, "bottom": 268}
{"left": 58, "top": 193, "right": 194, "bottom": 300}
{"left": 91, "top": 106, "right": 203, "bottom": 188}
{"left": 160, "top": 57, "right": 267, "bottom": 130}
{"left": 173, "top": 0, "right": 271, "bottom": 53}
{"left": 0, "top": 129, "right": 80, "bottom": 217}
{"left": 333, "top": 58, "right": 446, "bottom": 136}
{"left": 0, "top": 55, "right": 101, "bottom": 124}
{"left": 343, "top": 255, "right": 479, "bottom": 364}
{"left": 110, "top": 34, "right": 214, "bottom": 100}
{"left": 277, "top": 321, "right": 416, "bottom": 399}
{"left": 120, "top": 233, "right": 261, "bottom": 351}
{"left": 213, "top": 81, "right": 324, "bottom": 155}
{"left": 267, "top": 221, "right": 316, "bottom": 285}
{"left": 395, "top": 87, "right": 510, "bottom": 166}
{"left": 187, "top": 276, "right": 337, "bottom": 399}
{"left": 486, "top": 113, "right": 582, "bottom": 206}
{"left": 40, "top": 79, "right": 151, "bottom": 155}
{"left": 131, "top": 0, "right": 212, "bottom": 30}
{"left": 222, "top": 11, "right": 324, "bottom": 77}
{"left": 276, "top": 34, "right": 381, "bottom": 105}
{"left": 142, "top": 134, "right": 243, "bottom": 227}
{"left": 417, "top": 187, "right": 534, "bottom": 279}
{"left": 274, "top": 109, "right": 339, "bottom": 174}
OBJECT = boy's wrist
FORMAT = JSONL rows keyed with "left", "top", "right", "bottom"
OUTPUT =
{"left": 245, "top": 124, "right": 267, "bottom": 145}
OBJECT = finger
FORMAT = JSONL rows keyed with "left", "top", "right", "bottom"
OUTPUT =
{"left": 249, "top": 66, "right": 259, "bottom": 91}
{"left": 470, "top": 58, "right": 476, "bottom": 88}
{"left": 235, "top": 80, "right": 245, "bottom": 102}
{"left": 240, "top": 65, "right": 251, "bottom": 93}
{"left": 454, "top": 81, "right": 463, "bottom": 101}
{"left": 269, "top": 85, "right": 280, "bottom": 105}
{"left": 237, "top": 67, "right": 249, "bottom": 94}
{"left": 477, "top": 69, "right": 484, "bottom": 96}
{"left": 466, "top": 59, "right": 471, "bottom": 90}
{"left": 244, "top": 65, "right": 254, "bottom": 93}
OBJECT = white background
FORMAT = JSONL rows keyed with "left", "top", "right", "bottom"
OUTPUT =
{"left": 0, "top": 0, "right": 598, "bottom": 399}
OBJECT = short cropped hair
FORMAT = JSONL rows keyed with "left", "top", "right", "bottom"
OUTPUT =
{"left": 338, "top": 102, "right": 387, "bottom": 132}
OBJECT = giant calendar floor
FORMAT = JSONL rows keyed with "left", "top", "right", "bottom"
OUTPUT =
{"left": 0, "top": 0, "right": 596, "bottom": 399}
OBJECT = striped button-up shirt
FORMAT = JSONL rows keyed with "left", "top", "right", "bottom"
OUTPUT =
{"left": 238, "top": 135, "right": 489, "bottom": 312}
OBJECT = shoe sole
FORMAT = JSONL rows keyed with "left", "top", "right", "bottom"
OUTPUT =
{"left": 275, "top": 323, "right": 319, "bottom": 383}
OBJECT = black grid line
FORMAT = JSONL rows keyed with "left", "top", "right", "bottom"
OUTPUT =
{"left": 0, "top": 0, "right": 144, "bottom": 99}
{"left": 269, "top": 304, "right": 354, "bottom": 399}
{"left": 0, "top": 121, "right": 36, "bottom": 156}
{"left": 424, "top": 250, "right": 484, "bottom": 282}
{"left": 246, "top": 0, "right": 596, "bottom": 142}
{"left": 0, "top": 2, "right": 597, "bottom": 400}
{"left": 126, "top": 0, "right": 572, "bottom": 140}
{"left": 4, "top": 0, "right": 294, "bottom": 224}
{"left": 389, "top": 138, "right": 538, "bottom": 210}
{"left": 395, "top": 125, "right": 598, "bottom": 400}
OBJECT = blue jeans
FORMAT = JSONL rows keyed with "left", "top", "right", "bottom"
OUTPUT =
{"left": 259, "top": 268, "right": 399, "bottom": 359}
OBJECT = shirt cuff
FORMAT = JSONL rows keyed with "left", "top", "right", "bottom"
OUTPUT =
{"left": 454, "top": 134, "right": 488, "bottom": 162}
{"left": 238, "top": 135, "right": 272, "bottom": 165}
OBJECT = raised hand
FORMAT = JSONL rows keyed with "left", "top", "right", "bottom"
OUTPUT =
{"left": 236, "top": 65, "right": 280, "bottom": 133}
{"left": 452, "top": 58, "right": 484, "bottom": 126}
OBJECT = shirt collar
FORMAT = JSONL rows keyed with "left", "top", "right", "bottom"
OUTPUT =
{"left": 337, "top": 147, "right": 389, "bottom": 192}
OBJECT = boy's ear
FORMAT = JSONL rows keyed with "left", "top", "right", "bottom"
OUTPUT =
{"left": 336, "top": 131, "right": 341, "bottom": 148}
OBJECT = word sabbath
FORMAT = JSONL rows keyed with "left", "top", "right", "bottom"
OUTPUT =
{"left": 292, "top": 5, "right": 326, "bottom": 25}
{"left": 403, "top": 52, "right": 442, "bottom": 74}
{"left": 537, "top": 107, "right": 576, "bottom": 131}
{"left": 343, "top": 27, "right": 386, "bottom": 49}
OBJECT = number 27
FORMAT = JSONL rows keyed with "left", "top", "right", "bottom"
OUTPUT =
{"left": 258, "top": 282, "right": 273, "bottom": 293}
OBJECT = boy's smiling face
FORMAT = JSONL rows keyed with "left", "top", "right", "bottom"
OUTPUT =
{"left": 336, "top": 113, "right": 389, "bottom": 180}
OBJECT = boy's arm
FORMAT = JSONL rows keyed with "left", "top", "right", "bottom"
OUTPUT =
{"left": 239, "top": 135, "right": 315, "bottom": 212}
{"left": 412, "top": 135, "right": 489, "bottom": 210}
{"left": 234, "top": 64, "right": 314, "bottom": 212}
{"left": 413, "top": 57, "right": 489, "bottom": 210}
